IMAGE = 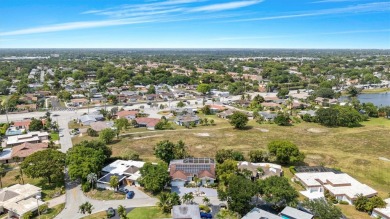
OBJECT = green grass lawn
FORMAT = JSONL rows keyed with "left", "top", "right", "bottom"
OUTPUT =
{"left": 32, "top": 203, "right": 65, "bottom": 219}
{"left": 80, "top": 211, "right": 107, "bottom": 219}
{"left": 360, "top": 88, "right": 390, "bottom": 94}
{"left": 73, "top": 117, "right": 390, "bottom": 198}
{"left": 84, "top": 189, "right": 125, "bottom": 200}
{"left": 50, "top": 132, "right": 59, "bottom": 141}
{"left": 127, "top": 207, "right": 170, "bottom": 219}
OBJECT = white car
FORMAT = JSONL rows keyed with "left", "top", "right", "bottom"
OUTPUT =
{"left": 59, "top": 133, "right": 64, "bottom": 137}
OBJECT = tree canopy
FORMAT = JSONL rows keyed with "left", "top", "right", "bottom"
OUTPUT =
{"left": 99, "top": 128, "right": 116, "bottom": 144}
{"left": 229, "top": 111, "right": 248, "bottom": 129}
{"left": 28, "top": 118, "right": 43, "bottom": 131}
{"left": 302, "top": 199, "right": 342, "bottom": 219}
{"left": 139, "top": 162, "right": 170, "bottom": 194}
{"left": 21, "top": 149, "right": 66, "bottom": 184}
{"left": 268, "top": 140, "right": 305, "bottom": 165}
{"left": 154, "top": 140, "right": 188, "bottom": 163}
{"left": 257, "top": 176, "right": 299, "bottom": 209}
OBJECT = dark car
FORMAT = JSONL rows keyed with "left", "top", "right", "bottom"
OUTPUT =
{"left": 107, "top": 207, "right": 115, "bottom": 218}
{"left": 126, "top": 191, "right": 135, "bottom": 199}
{"left": 200, "top": 212, "right": 213, "bottom": 218}
{"left": 118, "top": 187, "right": 129, "bottom": 194}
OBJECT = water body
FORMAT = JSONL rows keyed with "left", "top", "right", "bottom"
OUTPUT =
{"left": 339, "top": 92, "right": 390, "bottom": 106}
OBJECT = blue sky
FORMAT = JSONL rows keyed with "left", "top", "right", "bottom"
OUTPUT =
{"left": 0, "top": 0, "right": 389, "bottom": 48}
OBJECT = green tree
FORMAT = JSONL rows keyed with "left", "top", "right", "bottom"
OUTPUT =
{"left": 157, "top": 192, "right": 181, "bottom": 213}
{"left": 197, "top": 83, "right": 211, "bottom": 95}
{"left": 362, "top": 102, "right": 378, "bottom": 117}
{"left": 258, "top": 176, "right": 299, "bottom": 209}
{"left": 274, "top": 112, "right": 290, "bottom": 126}
{"left": 316, "top": 108, "right": 339, "bottom": 127}
{"left": 147, "top": 85, "right": 156, "bottom": 94}
{"left": 154, "top": 140, "right": 188, "bottom": 163}
{"left": 109, "top": 175, "right": 119, "bottom": 191}
{"left": 99, "top": 128, "right": 116, "bottom": 144}
{"left": 302, "top": 199, "right": 342, "bottom": 219}
{"left": 216, "top": 160, "right": 238, "bottom": 185}
{"left": 248, "top": 150, "right": 265, "bottom": 162}
{"left": 365, "top": 196, "right": 386, "bottom": 212}
{"left": 114, "top": 118, "right": 130, "bottom": 131}
{"left": 268, "top": 140, "right": 305, "bottom": 165}
{"left": 139, "top": 162, "right": 170, "bottom": 194}
{"left": 66, "top": 146, "right": 106, "bottom": 181}
{"left": 117, "top": 205, "right": 127, "bottom": 219}
{"left": 28, "top": 118, "right": 43, "bottom": 131}
{"left": 86, "top": 173, "right": 97, "bottom": 190}
{"left": 202, "top": 105, "right": 211, "bottom": 115}
{"left": 277, "top": 88, "right": 289, "bottom": 99}
{"left": 182, "top": 192, "right": 194, "bottom": 204}
{"left": 87, "top": 128, "right": 98, "bottom": 137}
{"left": 224, "top": 175, "right": 257, "bottom": 215}
{"left": 215, "top": 149, "right": 244, "bottom": 164}
{"left": 354, "top": 194, "right": 369, "bottom": 212}
{"left": 315, "top": 88, "right": 335, "bottom": 99}
{"left": 79, "top": 202, "right": 93, "bottom": 214}
{"left": 21, "top": 149, "right": 65, "bottom": 185}
{"left": 229, "top": 111, "right": 248, "bottom": 129}
{"left": 0, "top": 164, "right": 6, "bottom": 188}
{"left": 22, "top": 211, "right": 32, "bottom": 219}
{"left": 74, "top": 140, "right": 112, "bottom": 158}
{"left": 176, "top": 101, "right": 185, "bottom": 108}
{"left": 346, "top": 86, "right": 361, "bottom": 97}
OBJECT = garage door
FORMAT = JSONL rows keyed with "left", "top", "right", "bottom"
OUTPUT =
{"left": 171, "top": 180, "right": 185, "bottom": 187}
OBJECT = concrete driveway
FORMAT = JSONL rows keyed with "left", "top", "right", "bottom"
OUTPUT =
{"left": 123, "top": 186, "right": 150, "bottom": 199}
{"left": 172, "top": 187, "right": 218, "bottom": 197}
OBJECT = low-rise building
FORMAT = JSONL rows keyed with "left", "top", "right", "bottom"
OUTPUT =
{"left": 116, "top": 110, "right": 138, "bottom": 120}
{"left": 169, "top": 158, "right": 216, "bottom": 187}
{"left": 97, "top": 160, "right": 146, "bottom": 190}
{"left": 242, "top": 208, "right": 280, "bottom": 219}
{"left": 6, "top": 132, "right": 49, "bottom": 147}
{"left": 237, "top": 162, "right": 283, "bottom": 180}
{"left": 90, "top": 121, "right": 114, "bottom": 132}
{"left": 78, "top": 114, "right": 104, "bottom": 126}
{"left": 134, "top": 117, "right": 160, "bottom": 130}
{"left": 372, "top": 198, "right": 390, "bottom": 219}
{"left": 280, "top": 206, "right": 314, "bottom": 219}
{"left": 0, "top": 184, "right": 44, "bottom": 219}
{"left": 294, "top": 172, "right": 377, "bottom": 204}
{"left": 175, "top": 115, "right": 200, "bottom": 126}
{"left": 11, "top": 142, "right": 49, "bottom": 160}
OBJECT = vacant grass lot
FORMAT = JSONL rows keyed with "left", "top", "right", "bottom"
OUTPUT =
{"left": 73, "top": 117, "right": 390, "bottom": 198}
{"left": 126, "top": 207, "right": 170, "bottom": 219}
{"left": 85, "top": 189, "right": 125, "bottom": 200}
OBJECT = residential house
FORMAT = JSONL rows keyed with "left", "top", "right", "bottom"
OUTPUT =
{"left": 13, "top": 119, "right": 45, "bottom": 130}
{"left": 5, "top": 127, "right": 25, "bottom": 136}
{"left": 69, "top": 98, "right": 88, "bottom": 107}
{"left": 97, "top": 160, "right": 147, "bottom": 190}
{"left": 259, "top": 112, "right": 277, "bottom": 121}
{"left": 298, "top": 110, "right": 316, "bottom": 117}
{"left": 261, "top": 102, "right": 282, "bottom": 110}
{"left": 175, "top": 114, "right": 200, "bottom": 126}
{"left": 78, "top": 114, "right": 104, "bottom": 126}
{"left": 6, "top": 132, "right": 49, "bottom": 147}
{"left": 280, "top": 206, "right": 314, "bottom": 219}
{"left": 237, "top": 162, "right": 283, "bottom": 180}
{"left": 242, "top": 208, "right": 280, "bottom": 219}
{"left": 16, "top": 104, "right": 37, "bottom": 111}
{"left": 217, "top": 109, "right": 235, "bottom": 119}
{"left": 169, "top": 158, "right": 216, "bottom": 187}
{"left": 116, "top": 110, "right": 138, "bottom": 120}
{"left": 134, "top": 117, "right": 160, "bottom": 130}
{"left": 11, "top": 142, "right": 49, "bottom": 160}
{"left": 207, "top": 105, "right": 226, "bottom": 114}
{"left": 372, "top": 198, "right": 390, "bottom": 219}
{"left": 90, "top": 121, "right": 114, "bottom": 132}
{"left": 294, "top": 172, "right": 377, "bottom": 204}
{"left": 171, "top": 205, "right": 201, "bottom": 219}
{"left": 0, "top": 184, "right": 44, "bottom": 219}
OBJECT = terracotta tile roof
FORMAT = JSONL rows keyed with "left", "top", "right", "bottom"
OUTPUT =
{"left": 198, "top": 170, "right": 215, "bottom": 179}
{"left": 13, "top": 119, "right": 46, "bottom": 129}
{"left": 116, "top": 110, "right": 138, "bottom": 118}
{"left": 135, "top": 117, "right": 160, "bottom": 128}
{"left": 11, "top": 142, "right": 48, "bottom": 158}
{"left": 171, "top": 170, "right": 188, "bottom": 181}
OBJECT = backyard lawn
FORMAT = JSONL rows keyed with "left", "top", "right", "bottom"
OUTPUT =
{"left": 126, "top": 207, "right": 170, "bottom": 219}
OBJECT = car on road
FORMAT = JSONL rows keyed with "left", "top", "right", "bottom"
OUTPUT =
{"left": 59, "top": 134, "right": 64, "bottom": 137}
{"left": 126, "top": 191, "right": 135, "bottom": 199}
{"left": 107, "top": 207, "right": 115, "bottom": 218}
{"left": 52, "top": 114, "right": 59, "bottom": 117}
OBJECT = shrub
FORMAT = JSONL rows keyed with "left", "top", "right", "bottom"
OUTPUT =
{"left": 339, "top": 200, "right": 349, "bottom": 205}
{"left": 38, "top": 203, "right": 49, "bottom": 213}
{"left": 199, "top": 205, "right": 211, "bottom": 213}
{"left": 87, "top": 128, "right": 98, "bottom": 137}
{"left": 289, "top": 166, "right": 296, "bottom": 174}
{"left": 82, "top": 182, "right": 91, "bottom": 192}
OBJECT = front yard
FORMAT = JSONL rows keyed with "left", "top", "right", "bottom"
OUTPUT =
{"left": 127, "top": 207, "right": 170, "bottom": 219}
{"left": 84, "top": 189, "right": 125, "bottom": 200}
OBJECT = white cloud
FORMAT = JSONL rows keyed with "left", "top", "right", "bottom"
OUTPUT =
{"left": 190, "top": 0, "right": 262, "bottom": 12}
{"left": 236, "top": 2, "right": 390, "bottom": 21}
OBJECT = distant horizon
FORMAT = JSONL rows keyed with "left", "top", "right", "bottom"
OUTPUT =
{"left": 1, "top": 0, "right": 389, "bottom": 48}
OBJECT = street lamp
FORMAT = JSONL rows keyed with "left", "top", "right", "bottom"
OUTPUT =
{"left": 36, "top": 194, "right": 41, "bottom": 218}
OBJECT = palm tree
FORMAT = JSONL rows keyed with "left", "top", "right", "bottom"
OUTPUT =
{"left": 117, "top": 205, "right": 126, "bottom": 219}
{"left": 0, "top": 164, "right": 6, "bottom": 188}
{"left": 157, "top": 192, "right": 171, "bottom": 213}
{"left": 86, "top": 173, "right": 97, "bottom": 190}
{"left": 182, "top": 192, "right": 194, "bottom": 204}
{"left": 203, "top": 196, "right": 210, "bottom": 206}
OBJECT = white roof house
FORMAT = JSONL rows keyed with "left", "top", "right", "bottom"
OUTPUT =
{"left": 372, "top": 198, "right": 390, "bottom": 219}
{"left": 295, "top": 172, "right": 377, "bottom": 204}
{"left": 97, "top": 160, "right": 147, "bottom": 189}
{"left": 172, "top": 205, "right": 201, "bottom": 219}
{"left": 0, "top": 184, "right": 43, "bottom": 218}
{"left": 6, "top": 131, "right": 49, "bottom": 146}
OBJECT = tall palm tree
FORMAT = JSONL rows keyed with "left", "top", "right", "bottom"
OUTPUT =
{"left": 0, "top": 164, "right": 6, "bottom": 188}
{"left": 203, "top": 196, "right": 210, "bottom": 206}
{"left": 86, "top": 173, "right": 97, "bottom": 190}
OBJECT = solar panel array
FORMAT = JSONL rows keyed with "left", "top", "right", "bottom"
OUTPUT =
{"left": 183, "top": 157, "right": 215, "bottom": 164}
{"left": 175, "top": 164, "right": 211, "bottom": 174}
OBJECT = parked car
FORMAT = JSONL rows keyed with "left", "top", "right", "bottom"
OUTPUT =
{"left": 126, "top": 191, "right": 135, "bottom": 199}
{"left": 107, "top": 207, "right": 115, "bottom": 218}
{"left": 118, "top": 187, "right": 129, "bottom": 194}
{"left": 200, "top": 212, "right": 213, "bottom": 218}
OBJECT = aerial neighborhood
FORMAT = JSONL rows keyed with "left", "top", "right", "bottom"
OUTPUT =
{"left": 0, "top": 49, "right": 389, "bottom": 219}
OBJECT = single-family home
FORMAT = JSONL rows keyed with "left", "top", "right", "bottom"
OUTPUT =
{"left": 5, "top": 127, "right": 25, "bottom": 136}
{"left": 0, "top": 184, "right": 44, "bottom": 219}
{"left": 294, "top": 172, "right": 377, "bottom": 204}
{"left": 13, "top": 119, "right": 45, "bottom": 130}
{"left": 259, "top": 112, "right": 277, "bottom": 121}
{"left": 372, "top": 198, "right": 390, "bottom": 219}
{"left": 70, "top": 98, "right": 88, "bottom": 107}
{"left": 172, "top": 205, "right": 201, "bottom": 219}
{"left": 11, "top": 142, "right": 48, "bottom": 160}
{"left": 169, "top": 158, "right": 216, "bottom": 187}
{"left": 280, "top": 206, "right": 314, "bottom": 219}
{"left": 175, "top": 115, "right": 200, "bottom": 126}
{"left": 134, "top": 117, "right": 160, "bottom": 130}
{"left": 78, "top": 114, "right": 104, "bottom": 126}
{"left": 116, "top": 110, "right": 138, "bottom": 120}
{"left": 237, "top": 162, "right": 283, "bottom": 180}
{"left": 90, "top": 121, "right": 114, "bottom": 132}
{"left": 207, "top": 105, "right": 226, "bottom": 114}
{"left": 97, "top": 160, "right": 147, "bottom": 190}
{"left": 6, "top": 131, "right": 49, "bottom": 147}
{"left": 16, "top": 104, "right": 37, "bottom": 111}
{"left": 217, "top": 109, "right": 235, "bottom": 119}
{"left": 242, "top": 208, "right": 280, "bottom": 219}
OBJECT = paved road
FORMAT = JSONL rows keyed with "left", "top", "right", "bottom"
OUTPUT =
{"left": 55, "top": 173, "right": 157, "bottom": 219}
